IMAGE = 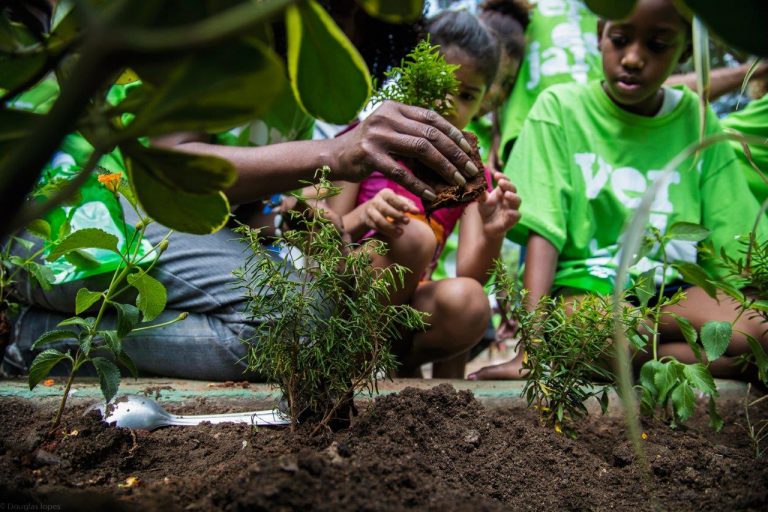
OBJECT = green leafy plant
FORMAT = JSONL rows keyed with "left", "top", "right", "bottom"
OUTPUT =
{"left": 0, "top": 0, "right": 426, "bottom": 237}
{"left": 235, "top": 167, "right": 426, "bottom": 434}
{"left": 27, "top": 173, "right": 186, "bottom": 430}
{"left": 493, "top": 260, "right": 644, "bottom": 437}
{"left": 632, "top": 223, "right": 725, "bottom": 429}
{"left": 0, "top": 224, "right": 56, "bottom": 353}
{"left": 370, "top": 37, "right": 459, "bottom": 117}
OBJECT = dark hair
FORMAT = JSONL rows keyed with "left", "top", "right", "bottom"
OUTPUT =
{"left": 479, "top": 0, "right": 531, "bottom": 61}
{"left": 318, "top": 0, "right": 425, "bottom": 84}
{"left": 425, "top": 10, "right": 500, "bottom": 88}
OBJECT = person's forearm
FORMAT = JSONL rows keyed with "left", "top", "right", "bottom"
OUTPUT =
{"left": 456, "top": 232, "right": 504, "bottom": 284}
{"left": 665, "top": 63, "right": 764, "bottom": 101}
{"left": 168, "top": 138, "right": 344, "bottom": 205}
{"left": 523, "top": 232, "right": 558, "bottom": 310}
{"left": 341, "top": 205, "right": 371, "bottom": 241}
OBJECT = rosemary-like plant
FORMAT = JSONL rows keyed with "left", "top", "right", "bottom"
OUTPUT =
{"left": 493, "top": 260, "right": 644, "bottom": 437}
{"left": 370, "top": 37, "right": 460, "bottom": 117}
{"left": 236, "top": 167, "right": 426, "bottom": 433}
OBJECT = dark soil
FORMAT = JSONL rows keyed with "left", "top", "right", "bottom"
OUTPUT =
{"left": 411, "top": 131, "right": 488, "bottom": 213}
{"left": 1, "top": 384, "right": 767, "bottom": 511}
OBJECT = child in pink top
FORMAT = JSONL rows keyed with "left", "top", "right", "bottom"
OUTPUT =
{"left": 329, "top": 11, "right": 521, "bottom": 378}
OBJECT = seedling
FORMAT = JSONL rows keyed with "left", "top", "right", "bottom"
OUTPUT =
{"left": 27, "top": 173, "right": 185, "bottom": 431}
{"left": 493, "top": 260, "right": 643, "bottom": 437}
{"left": 370, "top": 38, "right": 486, "bottom": 211}
{"left": 236, "top": 167, "right": 426, "bottom": 433}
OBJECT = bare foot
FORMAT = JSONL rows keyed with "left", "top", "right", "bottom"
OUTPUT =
{"left": 467, "top": 351, "right": 528, "bottom": 380}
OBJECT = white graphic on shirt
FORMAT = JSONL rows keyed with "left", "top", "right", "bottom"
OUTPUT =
{"left": 526, "top": 0, "right": 599, "bottom": 90}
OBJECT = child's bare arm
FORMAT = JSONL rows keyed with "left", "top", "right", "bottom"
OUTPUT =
{"left": 342, "top": 189, "right": 419, "bottom": 241}
{"left": 523, "top": 231, "right": 558, "bottom": 309}
{"left": 456, "top": 172, "right": 521, "bottom": 284}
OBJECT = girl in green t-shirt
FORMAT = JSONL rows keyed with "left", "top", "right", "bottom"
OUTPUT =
{"left": 470, "top": 0, "right": 768, "bottom": 381}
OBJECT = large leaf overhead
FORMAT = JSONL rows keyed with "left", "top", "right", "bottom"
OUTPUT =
{"left": 285, "top": 0, "right": 372, "bottom": 124}
{"left": 355, "top": 0, "right": 424, "bottom": 23}
{"left": 125, "top": 149, "right": 232, "bottom": 235}
{"left": 684, "top": 0, "right": 768, "bottom": 56}
{"left": 584, "top": 0, "right": 636, "bottom": 19}
{"left": 126, "top": 38, "right": 286, "bottom": 137}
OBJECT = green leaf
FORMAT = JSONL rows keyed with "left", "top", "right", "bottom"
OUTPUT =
{"left": 29, "top": 262, "right": 55, "bottom": 291}
{"left": 0, "top": 51, "right": 47, "bottom": 91}
{"left": 112, "top": 302, "right": 140, "bottom": 338}
{"left": 91, "top": 357, "right": 121, "bottom": 403}
{"left": 57, "top": 317, "right": 94, "bottom": 329}
{"left": 117, "top": 351, "right": 139, "bottom": 379}
{"left": 355, "top": 0, "right": 424, "bottom": 23}
{"left": 700, "top": 321, "right": 731, "bottom": 362}
{"left": 708, "top": 395, "right": 724, "bottom": 432}
{"left": 31, "top": 330, "right": 77, "bottom": 350}
{"left": 672, "top": 261, "right": 717, "bottom": 299}
{"left": 714, "top": 279, "right": 744, "bottom": 303}
{"left": 671, "top": 313, "right": 701, "bottom": 361}
{"left": 46, "top": 228, "right": 119, "bottom": 262}
{"left": 666, "top": 222, "right": 710, "bottom": 242}
{"left": 634, "top": 268, "right": 656, "bottom": 307}
{"left": 654, "top": 362, "right": 677, "bottom": 404}
{"left": 120, "top": 141, "right": 236, "bottom": 194}
{"left": 598, "top": 388, "right": 609, "bottom": 415}
{"left": 286, "top": 0, "right": 372, "bottom": 123}
{"left": 682, "top": 363, "right": 717, "bottom": 396}
{"left": 79, "top": 332, "right": 93, "bottom": 355}
{"left": 685, "top": 0, "right": 768, "bottom": 57}
{"left": 746, "top": 335, "right": 768, "bottom": 384}
{"left": 64, "top": 250, "right": 101, "bottom": 269}
{"left": 127, "top": 273, "right": 167, "bottom": 322}
{"left": 28, "top": 349, "right": 70, "bottom": 389}
{"left": 584, "top": 0, "right": 636, "bottom": 19}
{"left": 126, "top": 155, "right": 231, "bottom": 234}
{"left": 75, "top": 288, "right": 102, "bottom": 315}
{"left": 98, "top": 330, "right": 121, "bottom": 354}
{"left": 671, "top": 382, "right": 695, "bottom": 423}
{"left": 26, "top": 218, "right": 51, "bottom": 240}
{"left": 127, "top": 38, "right": 285, "bottom": 136}
{"left": 639, "top": 360, "right": 663, "bottom": 396}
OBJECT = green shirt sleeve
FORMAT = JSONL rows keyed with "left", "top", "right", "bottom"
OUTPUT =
{"left": 504, "top": 90, "right": 572, "bottom": 251}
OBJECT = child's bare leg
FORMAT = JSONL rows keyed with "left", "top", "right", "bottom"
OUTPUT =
{"left": 397, "top": 278, "right": 490, "bottom": 377}
{"left": 370, "top": 218, "right": 436, "bottom": 306}
{"left": 658, "top": 286, "right": 767, "bottom": 379}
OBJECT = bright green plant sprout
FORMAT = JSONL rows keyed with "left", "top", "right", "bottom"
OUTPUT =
{"left": 370, "top": 37, "right": 460, "bottom": 117}
{"left": 235, "top": 167, "right": 426, "bottom": 434}
{"left": 27, "top": 172, "right": 186, "bottom": 431}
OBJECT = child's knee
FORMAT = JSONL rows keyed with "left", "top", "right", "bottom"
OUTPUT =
{"left": 436, "top": 278, "right": 490, "bottom": 335}
{"left": 388, "top": 218, "right": 437, "bottom": 268}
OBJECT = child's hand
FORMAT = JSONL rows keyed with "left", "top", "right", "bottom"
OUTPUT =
{"left": 477, "top": 172, "right": 521, "bottom": 239}
{"left": 361, "top": 189, "right": 419, "bottom": 238}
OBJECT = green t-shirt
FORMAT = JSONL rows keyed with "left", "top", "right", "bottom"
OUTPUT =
{"left": 721, "top": 94, "right": 768, "bottom": 205}
{"left": 466, "top": 116, "right": 492, "bottom": 162}
{"left": 506, "top": 80, "right": 768, "bottom": 294}
{"left": 498, "top": 0, "right": 602, "bottom": 161}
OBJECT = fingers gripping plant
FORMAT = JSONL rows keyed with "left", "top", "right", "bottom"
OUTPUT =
{"left": 27, "top": 174, "right": 185, "bottom": 430}
{"left": 236, "top": 168, "right": 426, "bottom": 433}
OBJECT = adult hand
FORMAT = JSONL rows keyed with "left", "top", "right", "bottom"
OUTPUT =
{"left": 360, "top": 189, "right": 419, "bottom": 238}
{"left": 331, "top": 101, "right": 481, "bottom": 202}
{"left": 477, "top": 172, "right": 521, "bottom": 239}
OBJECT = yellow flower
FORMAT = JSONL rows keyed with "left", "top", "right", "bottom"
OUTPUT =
{"left": 641, "top": 432, "right": 648, "bottom": 440}
{"left": 97, "top": 172, "right": 122, "bottom": 193}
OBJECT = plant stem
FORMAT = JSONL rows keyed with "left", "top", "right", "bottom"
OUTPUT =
{"left": 50, "top": 353, "right": 82, "bottom": 431}
{"left": 651, "top": 235, "right": 669, "bottom": 362}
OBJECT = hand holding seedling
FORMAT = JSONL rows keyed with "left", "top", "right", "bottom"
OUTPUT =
{"left": 357, "top": 189, "right": 419, "bottom": 238}
{"left": 332, "top": 100, "right": 478, "bottom": 202}
{"left": 476, "top": 172, "right": 521, "bottom": 239}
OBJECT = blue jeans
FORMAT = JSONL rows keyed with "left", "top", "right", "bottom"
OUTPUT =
{"left": 4, "top": 203, "right": 285, "bottom": 381}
